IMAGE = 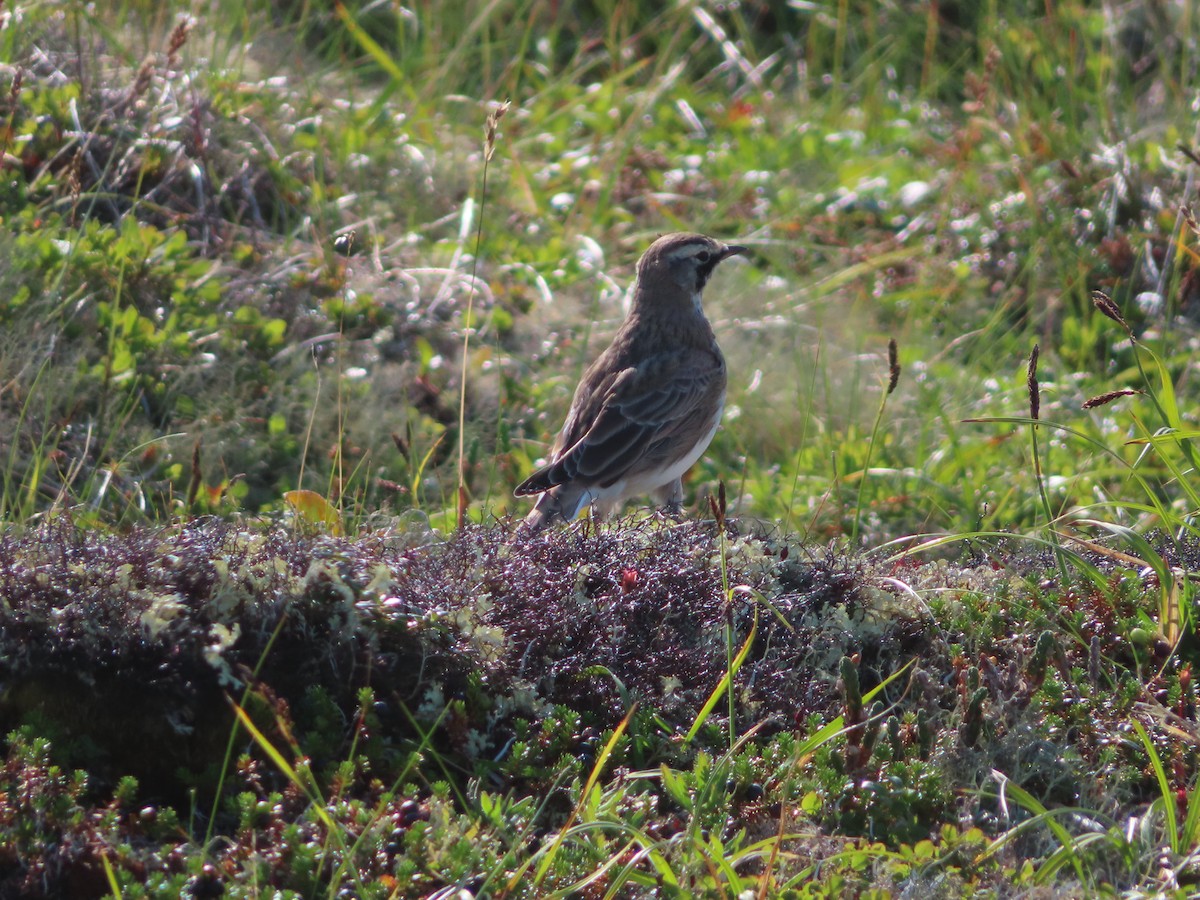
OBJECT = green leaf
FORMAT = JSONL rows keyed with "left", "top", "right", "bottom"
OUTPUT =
{"left": 284, "top": 489, "right": 343, "bottom": 535}
{"left": 684, "top": 607, "right": 757, "bottom": 746}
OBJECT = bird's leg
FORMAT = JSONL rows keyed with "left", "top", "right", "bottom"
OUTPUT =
{"left": 655, "top": 478, "right": 685, "bottom": 519}
{"left": 585, "top": 502, "right": 604, "bottom": 536}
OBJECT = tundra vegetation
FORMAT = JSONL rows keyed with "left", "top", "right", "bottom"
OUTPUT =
{"left": 2, "top": 1, "right": 1200, "bottom": 897}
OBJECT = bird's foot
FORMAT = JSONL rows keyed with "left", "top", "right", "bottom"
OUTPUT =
{"left": 654, "top": 502, "right": 686, "bottom": 524}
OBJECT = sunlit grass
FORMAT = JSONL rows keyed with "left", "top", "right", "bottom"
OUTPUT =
{"left": 4, "top": 0, "right": 1196, "bottom": 535}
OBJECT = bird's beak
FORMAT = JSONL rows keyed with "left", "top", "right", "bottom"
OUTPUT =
{"left": 720, "top": 244, "right": 748, "bottom": 260}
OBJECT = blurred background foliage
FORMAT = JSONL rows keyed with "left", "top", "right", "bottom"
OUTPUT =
{"left": 0, "top": 0, "right": 1196, "bottom": 543}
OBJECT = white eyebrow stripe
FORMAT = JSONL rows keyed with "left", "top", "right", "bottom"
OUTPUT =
{"left": 668, "top": 241, "right": 714, "bottom": 260}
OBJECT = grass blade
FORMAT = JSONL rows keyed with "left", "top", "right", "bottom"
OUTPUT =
{"left": 684, "top": 607, "right": 757, "bottom": 746}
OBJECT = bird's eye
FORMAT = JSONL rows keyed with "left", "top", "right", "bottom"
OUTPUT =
{"left": 695, "top": 250, "right": 711, "bottom": 264}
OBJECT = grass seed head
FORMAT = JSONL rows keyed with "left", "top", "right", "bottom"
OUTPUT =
{"left": 1183, "top": 204, "right": 1200, "bottom": 236}
{"left": 167, "top": 17, "right": 193, "bottom": 71}
{"left": 484, "top": 100, "right": 510, "bottom": 162}
{"left": 1091, "top": 290, "right": 1132, "bottom": 337}
{"left": 1082, "top": 389, "right": 1141, "bottom": 409}
{"left": 1026, "top": 344, "right": 1040, "bottom": 421}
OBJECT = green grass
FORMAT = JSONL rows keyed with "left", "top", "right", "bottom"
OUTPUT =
{"left": 2, "top": 0, "right": 1200, "bottom": 895}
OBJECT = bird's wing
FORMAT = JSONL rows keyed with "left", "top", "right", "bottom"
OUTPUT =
{"left": 515, "top": 347, "right": 724, "bottom": 495}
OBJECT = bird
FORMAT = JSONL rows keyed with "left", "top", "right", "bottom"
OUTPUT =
{"left": 515, "top": 232, "right": 746, "bottom": 532}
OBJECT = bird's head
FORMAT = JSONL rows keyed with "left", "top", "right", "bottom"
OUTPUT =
{"left": 635, "top": 232, "right": 747, "bottom": 298}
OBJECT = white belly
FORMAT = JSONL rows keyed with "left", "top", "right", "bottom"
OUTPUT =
{"left": 587, "top": 400, "right": 724, "bottom": 514}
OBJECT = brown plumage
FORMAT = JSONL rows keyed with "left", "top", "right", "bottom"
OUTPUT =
{"left": 515, "top": 232, "right": 745, "bottom": 532}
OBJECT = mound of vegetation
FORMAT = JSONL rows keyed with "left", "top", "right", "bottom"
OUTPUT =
{"left": 1, "top": 516, "right": 1196, "bottom": 896}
